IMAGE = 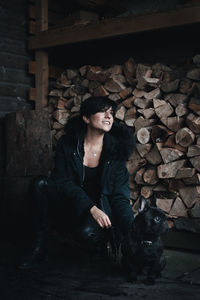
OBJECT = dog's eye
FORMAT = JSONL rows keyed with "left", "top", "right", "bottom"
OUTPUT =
{"left": 154, "top": 216, "right": 161, "bottom": 223}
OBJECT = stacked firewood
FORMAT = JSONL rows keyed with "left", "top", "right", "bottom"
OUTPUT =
{"left": 46, "top": 55, "right": 200, "bottom": 233}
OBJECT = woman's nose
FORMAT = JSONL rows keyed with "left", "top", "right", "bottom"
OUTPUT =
{"left": 105, "top": 111, "right": 111, "bottom": 118}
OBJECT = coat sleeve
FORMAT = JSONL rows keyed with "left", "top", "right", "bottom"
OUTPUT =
{"left": 110, "top": 161, "right": 134, "bottom": 233}
{"left": 52, "top": 136, "right": 95, "bottom": 217}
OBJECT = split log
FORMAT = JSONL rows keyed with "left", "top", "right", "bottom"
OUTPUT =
{"left": 161, "top": 116, "right": 184, "bottom": 132}
{"left": 188, "top": 97, "right": 200, "bottom": 114}
{"left": 187, "top": 145, "right": 200, "bottom": 157}
{"left": 164, "top": 134, "right": 187, "bottom": 152}
{"left": 175, "top": 104, "right": 188, "bottom": 117}
{"left": 158, "top": 146, "right": 184, "bottom": 164}
{"left": 53, "top": 110, "right": 70, "bottom": 125}
{"left": 134, "top": 116, "right": 156, "bottom": 132}
{"left": 144, "top": 87, "right": 161, "bottom": 100}
{"left": 136, "top": 143, "right": 152, "bottom": 158}
{"left": 187, "top": 113, "right": 200, "bottom": 134}
{"left": 151, "top": 125, "right": 173, "bottom": 143}
{"left": 138, "top": 108, "right": 155, "bottom": 119}
{"left": 136, "top": 127, "right": 151, "bottom": 144}
{"left": 160, "top": 79, "right": 180, "bottom": 93}
{"left": 156, "top": 197, "right": 174, "bottom": 213}
{"left": 122, "top": 96, "right": 135, "bottom": 108}
{"left": 115, "top": 105, "right": 126, "bottom": 121}
{"left": 175, "top": 168, "right": 196, "bottom": 179}
{"left": 175, "top": 127, "right": 195, "bottom": 147}
{"left": 135, "top": 167, "right": 145, "bottom": 184}
{"left": 123, "top": 57, "right": 136, "bottom": 79}
{"left": 157, "top": 160, "right": 185, "bottom": 179}
{"left": 179, "top": 186, "right": 200, "bottom": 208}
{"left": 141, "top": 186, "right": 154, "bottom": 198}
{"left": 134, "top": 98, "right": 152, "bottom": 109}
{"left": 153, "top": 99, "right": 174, "bottom": 119}
{"left": 165, "top": 93, "right": 188, "bottom": 107}
{"left": 145, "top": 144, "right": 162, "bottom": 165}
{"left": 190, "top": 156, "right": 200, "bottom": 172}
{"left": 143, "top": 167, "right": 158, "bottom": 185}
{"left": 170, "top": 197, "right": 187, "bottom": 217}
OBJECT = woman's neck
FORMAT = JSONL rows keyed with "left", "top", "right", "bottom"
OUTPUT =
{"left": 84, "top": 128, "right": 104, "bottom": 148}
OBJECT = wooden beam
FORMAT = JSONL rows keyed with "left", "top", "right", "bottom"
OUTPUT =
{"left": 35, "top": 0, "right": 48, "bottom": 32}
{"left": 29, "top": 5, "right": 200, "bottom": 50}
{"left": 29, "top": 61, "right": 63, "bottom": 78}
{"left": 35, "top": 51, "right": 49, "bottom": 109}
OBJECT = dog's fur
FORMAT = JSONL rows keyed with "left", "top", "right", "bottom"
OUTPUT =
{"left": 121, "top": 197, "right": 169, "bottom": 285}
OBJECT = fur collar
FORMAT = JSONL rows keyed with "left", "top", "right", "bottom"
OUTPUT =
{"left": 64, "top": 115, "right": 135, "bottom": 161}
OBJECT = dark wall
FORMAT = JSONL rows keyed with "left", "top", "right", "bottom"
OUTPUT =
{"left": 0, "top": 0, "right": 33, "bottom": 217}
{"left": 0, "top": 0, "right": 33, "bottom": 119}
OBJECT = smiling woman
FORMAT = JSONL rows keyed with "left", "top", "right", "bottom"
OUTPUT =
{"left": 19, "top": 96, "right": 135, "bottom": 270}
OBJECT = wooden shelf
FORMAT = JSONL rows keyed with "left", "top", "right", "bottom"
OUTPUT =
{"left": 29, "top": 5, "right": 200, "bottom": 50}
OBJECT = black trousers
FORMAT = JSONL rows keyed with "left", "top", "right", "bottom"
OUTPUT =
{"left": 31, "top": 176, "right": 108, "bottom": 250}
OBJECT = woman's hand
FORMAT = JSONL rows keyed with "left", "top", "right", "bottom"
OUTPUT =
{"left": 90, "top": 205, "right": 112, "bottom": 228}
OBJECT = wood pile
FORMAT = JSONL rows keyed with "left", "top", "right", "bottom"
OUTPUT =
{"left": 46, "top": 54, "right": 200, "bottom": 233}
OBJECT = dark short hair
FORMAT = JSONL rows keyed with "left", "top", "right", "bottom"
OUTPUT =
{"left": 80, "top": 96, "right": 117, "bottom": 118}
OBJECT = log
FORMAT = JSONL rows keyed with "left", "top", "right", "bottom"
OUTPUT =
{"left": 123, "top": 57, "right": 136, "bottom": 79}
{"left": 135, "top": 167, "right": 145, "bottom": 184}
{"left": 179, "top": 186, "right": 200, "bottom": 208}
{"left": 143, "top": 167, "right": 158, "bottom": 185}
{"left": 136, "top": 143, "right": 152, "bottom": 158}
{"left": 134, "top": 98, "right": 152, "bottom": 109}
{"left": 144, "top": 87, "right": 161, "bottom": 100}
{"left": 153, "top": 99, "right": 174, "bottom": 119}
{"left": 145, "top": 144, "right": 162, "bottom": 165}
{"left": 136, "top": 127, "right": 151, "bottom": 144}
{"left": 170, "top": 197, "right": 188, "bottom": 217}
{"left": 161, "top": 116, "right": 184, "bottom": 132}
{"left": 175, "top": 127, "right": 195, "bottom": 147}
{"left": 190, "top": 156, "right": 200, "bottom": 172}
{"left": 134, "top": 116, "right": 156, "bottom": 132}
{"left": 187, "top": 113, "right": 200, "bottom": 134}
{"left": 175, "top": 104, "right": 188, "bottom": 117}
{"left": 175, "top": 167, "right": 196, "bottom": 179}
{"left": 141, "top": 186, "right": 154, "bottom": 198}
{"left": 138, "top": 108, "right": 155, "bottom": 119}
{"left": 157, "top": 160, "right": 185, "bottom": 179}
{"left": 158, "top": 146, "right": 184, "bottom": 164}
{"left": 187, "top": 145, "right": 200, "bottom": 157}
{"left": 151, "top": 125, "right": 173, "bottom": 143}
{"left": 165, "top": 93, "right": 188, "bottom": 107}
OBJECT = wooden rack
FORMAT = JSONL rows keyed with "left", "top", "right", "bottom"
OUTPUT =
{"left": 29, "top": 0, "right": 200, "bottom": 109}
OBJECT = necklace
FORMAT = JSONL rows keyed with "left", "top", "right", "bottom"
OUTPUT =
{"left": 92, "top": 152, "right": 97, "bottom": 157}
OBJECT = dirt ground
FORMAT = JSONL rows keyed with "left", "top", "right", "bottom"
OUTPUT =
{"left": 0, "top": 233, "right": 200, "bottom": 300}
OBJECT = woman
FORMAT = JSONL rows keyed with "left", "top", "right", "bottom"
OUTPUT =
{"left": 19, "top": 96, "right": 135, "bottom": 269}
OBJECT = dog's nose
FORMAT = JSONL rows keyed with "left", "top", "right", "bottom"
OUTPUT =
{"left": 154, "top": 216, "right": 161, "bottom": 223}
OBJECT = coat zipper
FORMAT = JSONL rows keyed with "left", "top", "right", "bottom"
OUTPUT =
{"left": 77, "top": 139, "right": 85, "bottom": 186}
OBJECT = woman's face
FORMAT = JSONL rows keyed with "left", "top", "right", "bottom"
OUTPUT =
{"left": 84, "top": 107, "right": 114, "bottom": 133}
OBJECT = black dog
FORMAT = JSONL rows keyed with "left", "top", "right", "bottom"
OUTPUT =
{"left": 121, "top": 196, "right": 169, "bottom": 285}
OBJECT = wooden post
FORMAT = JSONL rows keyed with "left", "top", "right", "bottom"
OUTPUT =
{"left": 35, "top": 0, "right": 49, "bottom": 109}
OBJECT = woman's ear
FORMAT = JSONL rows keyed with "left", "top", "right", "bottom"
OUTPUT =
{"left": 82, "top": 115, "right": 90, "bottom": 124}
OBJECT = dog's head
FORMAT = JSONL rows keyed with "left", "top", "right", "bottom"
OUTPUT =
{"left": 133, "top": 196, "right": 169, "bottom": 240}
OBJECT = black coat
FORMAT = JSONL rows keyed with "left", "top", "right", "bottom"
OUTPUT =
{"left": 51, "top": 116, "right": 135, "bottom": 233}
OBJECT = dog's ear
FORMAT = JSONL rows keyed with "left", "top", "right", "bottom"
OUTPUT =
{"left": 138, "top": 196, "right": 149, "bottom": 212}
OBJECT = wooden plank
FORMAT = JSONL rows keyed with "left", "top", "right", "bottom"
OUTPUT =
{"left": 35, "top": 51, "right": 49, "bottom": 108}
{"left": 35, "top": 0, "right": 48, "bottom": 32}
{"left": 29, "top": 5, "right": 200, "bottom": 49}
{"left": 29, "top": 61, "right": 63, "bottom": 79}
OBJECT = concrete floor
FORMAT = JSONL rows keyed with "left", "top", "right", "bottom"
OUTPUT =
{"left": 0, "top": 234, "right": 200, "bottom": 300}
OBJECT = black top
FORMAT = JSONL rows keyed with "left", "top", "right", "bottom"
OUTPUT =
{"left": 83, "top": 164, "right": 101, "bottom": 205}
